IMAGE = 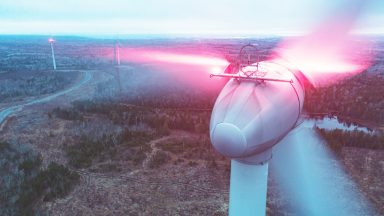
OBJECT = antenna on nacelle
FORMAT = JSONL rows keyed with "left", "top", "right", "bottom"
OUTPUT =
{"left": 239, "top": 44, "right": 260, "bottom": 76}
{"left": 210, "top": 44, "right": 292, "bottom": 83}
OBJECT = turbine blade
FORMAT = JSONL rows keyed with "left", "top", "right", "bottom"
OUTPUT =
{"left": 270, "top": 125, "right": 376, "bottom": 216}
{"left": 113, "top": 46, "right": 230, "bottom": 91}
{"left": 274, "top": 0, "right": 374, "bottom": 87}
{"left": 117, "top": 46, "right": 229, "bottom": 71}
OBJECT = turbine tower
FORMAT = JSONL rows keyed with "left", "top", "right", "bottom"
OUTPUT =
{"left": 113, "top": 39, "right": 122, "bottom": 94}
{"left": 114, "top": 40, "right": 120, "bottom": 66}
{"left": 48, "top": 38, "right": 56, "bottom": 70}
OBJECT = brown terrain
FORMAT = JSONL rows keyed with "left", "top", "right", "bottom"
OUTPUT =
{"left": 1, "top": 66, "right": 383, "bottom": 216}
{"left": 1, "top": 37, "right": 383, "bottom": 216}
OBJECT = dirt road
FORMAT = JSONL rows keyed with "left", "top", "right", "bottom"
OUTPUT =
{"left": 0, "top": 71, "right": 92, "bottom": 128}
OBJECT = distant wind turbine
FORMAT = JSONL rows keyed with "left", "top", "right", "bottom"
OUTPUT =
{"left": 48, "top": 38, "right": 57, "bottom": 70}
{"left": 113, "top": 39, "right": 122, "bottom": 94}
{"left": 114, "top": 40, "right": 120, "bottom": 65}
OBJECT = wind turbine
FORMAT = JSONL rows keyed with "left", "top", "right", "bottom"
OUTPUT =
{"left": 208, "top": 1, "right": 374, "bottom": 215}
{"left": 107, "top": 1, "right": 375, "bottom": 215}
{"left": 48, "top": 38, "right": 57, "bottom": 70}
{"left": 210, "top": 45, "right": 305, "bottom": 215}
{"left": 114, "top": 39, "right": 121, "bottom": 66}
{"left": 114, "top": 39, "right": 122, "bottom": 94}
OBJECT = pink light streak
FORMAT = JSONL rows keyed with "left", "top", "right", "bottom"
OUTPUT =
{"left": 108, "top": 46, "right": 229, "bottom": 91}
{"left": 118, "top": 47, "right": 228, "bottom": 69}
{"left": 275, "top": 18, "right": 375, "bottom": 86}
{"left": 148, "top": 51, "right": 229, "bottom": 67}
{"left": 270, "top": 0, "right": 376, "bottom": 86}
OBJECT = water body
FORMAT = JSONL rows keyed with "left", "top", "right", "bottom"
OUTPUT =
{"left": 303, "top": 116, "right": 373, "bottom": 133}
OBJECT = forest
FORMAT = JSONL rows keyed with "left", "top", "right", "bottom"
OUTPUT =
{"left": 316, "top": 127, "right": 384, "bottom": 154}
{"left": 0, "top": 141, "right": 79, "bottom": 215}
{"left": 305, "top": 71, "right": 384, "bottom": 125}
{"left": 0, "top": 71, "right": 78, "bottom": 103}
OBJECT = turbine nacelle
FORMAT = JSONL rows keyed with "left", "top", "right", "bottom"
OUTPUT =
{"left": 210, "top": 60, "right": 305, "bottom": 164}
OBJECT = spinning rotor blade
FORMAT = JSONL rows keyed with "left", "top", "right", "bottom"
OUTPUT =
{"left": 270, "top": 125, "right": 376, "bottom": 216}
{"left": 274, "top": 0, "right": 375, "bottom": 87}
{"left": 118, "top": 46, "right": 228, "bottom": 72}
{"left": 114, "top": 46, "right": 229, "bottom": 91}
{"left": 269, "top": 1, "right": 377, "bottom": 215}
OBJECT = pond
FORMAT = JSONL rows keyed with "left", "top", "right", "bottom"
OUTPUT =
{"left": 302, "top": 116, "right": 374, "bottom": 133}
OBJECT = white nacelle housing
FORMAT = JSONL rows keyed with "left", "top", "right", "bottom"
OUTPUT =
{"left": 210, "top": 61, "right": 304, "bottom": 164}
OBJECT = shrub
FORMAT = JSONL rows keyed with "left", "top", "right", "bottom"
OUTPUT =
{"left": 52, "top": 107, "right": 84, "bottom": 121}
{"left": 18, "top": 162, "right": 80, "bottom": 209}
{"left": 64, "top": 135, "right": 104, "bottom": 168}
{"left": 316, "top": 127, "right": 384, "bottom": 154}
{"left": 65, "top": 131, "right": 152, "bottom": 168}
{"left": 148, "top": 151, "right": 170, "bottom": 169}
{"left": 0, "top": 141, "right": 10, "bottom": 151}
{"left": 18, "top": 156, "right": 42, "bottom": 175}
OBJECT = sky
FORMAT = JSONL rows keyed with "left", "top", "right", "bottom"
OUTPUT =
{"left": 0, "top": 0, "right": 383, "bottom": 36}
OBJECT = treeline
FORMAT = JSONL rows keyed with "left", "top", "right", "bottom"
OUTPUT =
{"left": 0, "top": 71, "right": 78, "bottom": 103}
{"left": 0, "top": 141, "right": 79, "bottom": 216}
{"left": 305, "top": 72, "right": 384, "bottom": 125}
{"left": 121, "top": 89, "right": 219, "bottom": 110}
{"left": 52, "top": 98, "right": 214, "bottom": 171}
{"left": 64, "top": 130, "right": 152, "bottom": 169}
{"left": 52, "top": 99, "right": 211, "bottom": 134}
{"left": 315, "top": 127, "right": 384, "bottom": 154}
{"left": 51, "top": 107, "right": 84, "bottom": 121}
{"left": 158, "top": 136, "right": 222, "bottom": 163}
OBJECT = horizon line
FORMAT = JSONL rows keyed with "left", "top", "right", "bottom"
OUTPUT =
{"left": 1, "top": 30, "right": 384, "bottom": 40}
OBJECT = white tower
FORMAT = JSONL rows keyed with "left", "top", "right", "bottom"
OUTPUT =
{"left": 48, "top": 38, "right": 56, "bottom": 70}
{"left": 114, "top": 40, "right": 120, "bottom": 65}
